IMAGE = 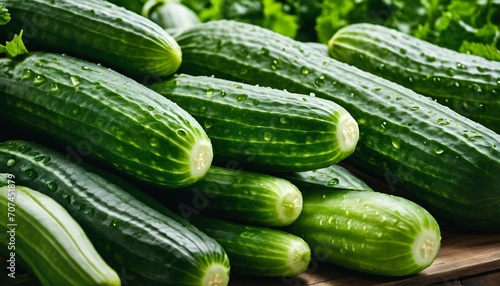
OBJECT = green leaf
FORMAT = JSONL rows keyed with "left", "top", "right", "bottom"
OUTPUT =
{"left": 261, "top": 0, "right": 299, "bottom": 38}
{"left": 459, "top": 40, "right": 500, "bottom": 61}
{"left": 0, "top": 30, "right": 29, "bottom": 58}
{"left": 0, "top": 5, "right": 10, "bottom": 25}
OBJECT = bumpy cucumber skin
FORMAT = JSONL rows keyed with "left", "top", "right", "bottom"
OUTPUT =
{"left": 175, "top": 20, "right": 500, "bottom": 232}
{"left": 0, "top": 0, "right": 181, "bottom": 78}
{"left": 0, "top": 185, "right": 121, "bottom": 286}
{"left": 150, "top": 74, "right": 358, "bottom": 171}
{"left": 0, "top": 140, "right": 230, "bottom": 286}
{"left": 287, "top": 190, "right": 441, "bottom": 276}
{"left": 328, "top": 23, "right": 500, "bottom": 133}
{"left": 169, "top": 165, "right": 303, "bottom": 227}
{"left": 0, "top": 52, "right": 212, "bottom": 188}
{"left": 189, "top": 215, "right": 311, "bottom": 277}
{"left": 282, "top": 164, "right": 373, "bottom": 192}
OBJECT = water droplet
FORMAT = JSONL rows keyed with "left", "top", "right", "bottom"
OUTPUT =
{"left": 24, "top": 168, "right": 38, "bottom": 179}
{"left": 72, "top": 107, "right": 80, "bottom": 115}
{"left": 47, "top": 182, "right": 58, "bottom": 191}
{"left": 446, "top": 68, "right": 455, "bottom": 76}
{"left": 322, "top": 61, "right": 330, "bottom": 66}
{"left": 110, "top": 220, "right": 121, "bottom": 227}
{"left": 379, "top": 121, "right": 387, "bottom": 132}
{"left": 279, "top": 117, "right": 288, "bottom": 124}
{"left": 476, "top": 66, "right": 485, "bottom": 73}
{"left": 259, "top": 47, "right": 269, "bottom": 55}
{"left": 426, "top": 55, "right": 436, "bottom": 62}
{"left": 22, "top": 69, "right": 32, "bottom": 79}
{"left": 392, "top": 138, "right": 401, "bottom": 149}
{"left": 50, "top": 83, "right": 60, "bottom": 93}
{"left": 6, "top": 159, "right": 15, "bottom": 167}
{"left": 372, "top": 87, "right": 381, "bottom": 91}
{"left": 85, "top": 208, "right": 95, "bottom": 217}
{"left": 33, "top": 75, "right": 46, "bottom": 85}
{"left": 400, "top": 48, "right": 407, "bottom": 54}
{"left": 263, "top": 132, "right": 272, "bottom": 141}
{"left": 434, "top": 146, "right": 444, "bottom": 154}
{"left": 327, "top": 178, "right": 339, "bottom": 186}
{"left": 252, "top": 99, "right": 259, "bottom": 106}
{"left": 270, "top": 59, "right": 281, "bottom": 70}
{"left": 93, "top": 82, "right": 102, "bottom": 89}
{"left": 236, "top": 94, "right": 248, "bottom": 102}
{"left": 199, "top": 106, "right": 207, "bottom": 113}
{"left": 219, "top": 90, "right": 226, "bottom": 97}
{"left": 177, "top": 129, "right": 187, "bottom": 136}
{"left": 306, "top": 136, "right": 314, "bottom": 144}
{"left": 149, "top": 137, "right": 159, "bottom": 147}
{"left": 315, "top": 74, "right": 326, "bottom": 87}
{"left": 239, "top": 67, "right": 248, "bottom": 75}
{"left": 411, "top": 106, "right": 419, "bottom": 111}
{"left": 204, "top": 120, "right": 213, "bottom": 129}
{"left": 70, "top": 75, "right": 80, "bottom": 87}
{"left": 437, "top": 118, "right": 451, "bottom": 125}
{"left": 300, "top": 66, "right": 310, "bottom": 75}
{"left": 456, "top": 62, "right": 466, "bottom": 69}
{"left": 81, "top": 66, "right": 91, "bottom": 71}
{"left": 205, "top": 89, "right": 215, "bottom": 97}
{"left": 396, "top": 96, "right": 403, "bottom": 100}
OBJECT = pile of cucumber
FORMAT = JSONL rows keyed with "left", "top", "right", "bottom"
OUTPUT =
{"left": 0, "top": 0, "right": 498, "bottom": 285}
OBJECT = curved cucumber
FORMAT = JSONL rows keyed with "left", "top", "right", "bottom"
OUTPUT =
{"left": 0, "top": 185, "right": 120, "bottom": 286}
{"left": 149, "top": 74, "right": 359, "bottom": 172}
{"left": 169, "top": 166, "right": 303, "bottom": 227}
{"left": 175, "top": 20, "right": 500, "bottom": 232}
{"left": 328, "top": 23, "right": 500, "bottom": 133}
{"left": 0, "top": 0, "right": 181, "bottom": 78}
{"left": 0, "top": 52, "right": 212, "bottom": 188}
{"left": 287, "top": 190, "right": 441, "bottom": 276}
{"left": 0, "top": 140, "right": 230, "bottom": 286}
{"left": 189, "top": 215, "right": 311, "bottom": 277}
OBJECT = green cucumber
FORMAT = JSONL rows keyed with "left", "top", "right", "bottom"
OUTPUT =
{"left": 287, "top": 190, "right": 441, "bottom": 276}
{"left": 0, "top": 184, "right": 121, "bottom": 286}
{"left": 328, "top": 23, "right": 500, "bottom": 133}
{"left": 175, "top": 20, "right": 500, "bottom": 232}
{"left": 149, "top": 74, "right": 359, "bottom": 172}
{"left": 0, "top": 140, "right": 230, "bottom": 286}
{"left": 0, "top": 52, "right": 213, "bottom": 188}
{"left": 282, "top": 164, "right": 373, "bottom": 192}
{"left": 0, "top": 0, "right": 181, "bottom": 78}
{"left": 147, "top": 1, "right": 201, "bottom": 33}
{"left": 189, "top": 215, "right": 311, "bottom": 277}
{"left": 169, "top": 166, "right": 303, "bottom": 227}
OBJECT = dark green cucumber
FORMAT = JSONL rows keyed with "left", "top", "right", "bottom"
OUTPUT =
{"left": 169, "top": 166, "right": 303, "bottom": 227}
{"left": 175, "top": 20, "right": 500, "bottom": 232}
{"left": 328, "top": 23, "right": 500, "bottom": 133}
{"left": 189, "top": 215, "right": 311, "bottom": 277}
{"left": 0, "top": 52, "right": 213, "bottom": 188}
{"left": 0, "top": 140, "right": 230, "bottom": 286}
{"left": 0, "top": 0, "right": 181, "bottom": 78}
{"left": 287, "top": 190, "right": 441, "bottom": 276}
{"left": 0, "top": 184, "right": 121, "bottom": 286}
{"left": 282, "top": 164, "right": 373, "bottom": 192}
{"left": 149, "top": 74, "right": 359, "bottom": 171}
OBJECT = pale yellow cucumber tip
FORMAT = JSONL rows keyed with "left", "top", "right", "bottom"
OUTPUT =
{"left": 337, "top": 114, "right": 359, "bottom": 152}
{"left": 190, "top": 139, "right": 213, "bottom": 180}
{"left": 201, "top": 264, "right": 230, "bottom": 286}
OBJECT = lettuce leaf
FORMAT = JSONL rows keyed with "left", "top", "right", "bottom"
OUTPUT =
{"left": 0, "top": 30, "right": 29, "bottom": 58}
{"left": 0, "top": 5, "right": 10, "bottom": 25}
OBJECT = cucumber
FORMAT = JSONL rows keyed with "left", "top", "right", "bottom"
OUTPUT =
{"left": 175, "top": 20, "right": 500, "bottom": 232}
{"left": 188, "top": 215, "right": 311, "bottom": 277}
{"left": 147, "top": 1, "right": 201, "bottom": 33}
{"left": 169, "top": 166, "right": 303, "bottom": 227}
{"left": 0, "top": 52, "right": 213, "bottom": 188}
{"left": 0, "top": 0, "right": 181, "bottom": 78}
{"left": 149, "top": 74, "right": 359, "bottom": 172}
{"left": 328, "top": 23, "right": 500, "bottom": 133}
{"left": 282, "top": 164, "right": 373, "bottom": 192}
{"left": 0, "top": 184, "right": 121, "bottom": 286}
{"left": 287, "top": 190, "right": 441, "bottom": 276}
{"left": 0, "top": 140, "right": 230, "bottom": 286}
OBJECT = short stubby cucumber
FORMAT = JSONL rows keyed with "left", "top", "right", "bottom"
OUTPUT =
{"left": 0, "top": 185, "right": 121, "bottom": 286}
{"left": 0, "top": 0, "right": 182, "bottom": 78}
{"left": 149, "top": 74, "right": 359, "bottom": 172}
{"left": 282, "top": 164, "right": 373, "bottom": 192}
{"left": 328, "top": 23, "right": 500, "bottom": 133}
{"left": 0, "top": 140, "right": 230, "bottom": 286}
{"left": 169, "top": 166, "right": 303, "bottom": 227}
{"left": 189, "top": 215, "right": 311, "bottom": 277}
{"left": 175, "top": 20, "right": 500, "bottom": 232}
{"left": 0, "top": 52, "right": 213, "bottom": 188}
{"left": 287, "top": 190, "right": 441, "bottom": 276}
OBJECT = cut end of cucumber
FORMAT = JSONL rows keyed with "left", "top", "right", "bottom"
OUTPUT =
{"left": 190, "top": 139, "right": 214, "bottom": 180}
{"left": 286, "top": 239, "right": 311, "bottom": 277}
{"left": 336, "top": 113, "right": 359, "bottom": 153}
{"left": 411, "top": 229, "right": 441, "bottom": 270}
{"left": 278, "top": 191, "right": 303, "bottom": 226}
{"left": 201, "top": 263, "right": 230, "bottom": 286}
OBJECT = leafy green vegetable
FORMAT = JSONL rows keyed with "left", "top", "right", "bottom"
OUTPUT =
{"left": 0, "top": 30, "right": 29, "bottom": 58}
{"left": 0, "top": 5, "right": 10, "bottom": 25}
